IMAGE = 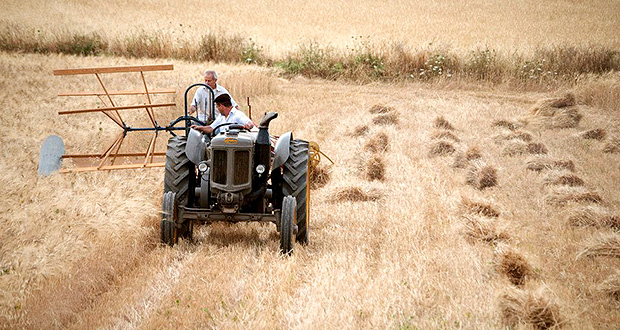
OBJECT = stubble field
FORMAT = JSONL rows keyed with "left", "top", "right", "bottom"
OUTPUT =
{"left": 1, "top": 1, "right": 620, "bottom": 329}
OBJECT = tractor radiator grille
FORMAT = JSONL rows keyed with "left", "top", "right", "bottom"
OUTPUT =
{"left": 234, "top": 150, "right": 250, "bottom": 185}
{"left": 213, "top": 150, "right": 227, "bottom": 185}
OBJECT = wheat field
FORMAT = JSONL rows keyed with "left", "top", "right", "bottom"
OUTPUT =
{"left": 1, "top": 1, "right": 620, "bottom": 329}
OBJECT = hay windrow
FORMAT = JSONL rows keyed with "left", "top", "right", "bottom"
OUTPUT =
{"left": 603, "top": 136, "right": 620, "bottom": 153}
{"left": 369, "top": 104, "right": 394, "bottom": 114}
{"left": 428, "top": 140, "right": 456, "bottom": 157}
{"left": 499, "top": 287, "right": 563, "bottom": 330}
{"left": 461, "top": 197, "right": 500, "bottom": 217}
{"left": 493, "top": 130, "right": 533, "bottom": 144}
{"left": 496, "top": 250, "right": 535, "bottom": 286}
{"left": 431, "top": 130, "right": 460, "bottom": 142}
{"left": 453, "top": 146, "right": 483, "bottom": 168}
{"left": 365, "top": 155, "right": 385, "bottom": 181}
{"left": 372, "top": 112, "right": 399, "bottom": 125}
{"left": 331, "top": 186, "right": 382, "bottom": 202}
{"left": 493, "top": 119, "right": 522, "bottom": 131}
{"left": 528, "top": 107, "right": 582, "bottom": 129}
{"left": 466, "top": 161, "right": 498, "bottom": 190}
{"left": 364, "top": 132, "right": 389, "bottom": 153}
{"left": 309, "top": 165, "right": 331, "bottom": 190}
{"left": 433, "top": 116, "right": 454, "bottom": 130}
{"left": 526, "top": 157, "right": 575, "bottom": 172}
{"left": 530, "top": 93, "right": 576, "bottom": 115}
{"left": 567, "top": 206, "right": 619, "bottom": 229}
{"left": 543, "top": 170, "right": 584, "bottom": 187}
{"left": 527, "top": 142, "right": 548, "bottom": 155}
{"left": 577, "top": 128, "right": 607, "bottom": 141}
{"left": 351, "top": 125, "right": 369, "bottom": 137}
{"left": 577, "top": 233, "right": 620, "bottom": 259}
{"left": 501, "top": 140, "right": 528, "bottom": 156}
{"left": 462, "top": 215, "right": 508, "bottom": 244}
{"left": 545, "top": 186, "right": 603, "bottom": 206}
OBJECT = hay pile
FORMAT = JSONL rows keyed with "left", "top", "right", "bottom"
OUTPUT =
{"left": 577, "top": 128, "right": 607, "bottom": 141}
{"left": 309, "top": 165, "right": 331, "bottom": 190}
{"left": 603, "top": 136, "right": 620, "bottom": 153}
{"left": 527, "top": 142, "right": 548, "bottom": 155}
{"left": 431, "top": 130, "right": 460, "bottom": 142}
{"left": 369, "top": 104, "right": 394, "bottom": 114}
{"left": 428, "top": 140, "right": 456, "bottom": 157}
{"left": 365, "top": 155, "right": 385, "bottom": 181}
{"left": 372, "top": 112, "right": 399, "bottom": 125}
{"left": 599, "top": 273, "right": 620, "bottom": 300}
{"left": 433, "top": 116, "right": 454, "bottom": 130}
{"left": 461, "top": 197, "right": 500, "bottom": 217}
{"left": 545, "top": 186, "right": 602, "bottom": 206}
{"left": 466, "top": 161, "right": 498, "bottom": 190}
{"left": 543, "top": 170, "right": 584, "bottom": 187}
{"left": 577, "top": 233, "right": 620, "bottom": 259}
{"left": 525, "top": 157, "right": 575, "bottom": 172}
{"left": 493, "top": 119, "right": 524, "bottom": 131}
{"left": 453, "top": 146, "right": 483, "bottom": 168}
{"left": 528, "top": 93, "right": 582, "bottom": 129}
{"left": 462, "top": 215, "right": 509, "bottom": 244}
{"left": 499, "top": 288, "right": 563, "bottom": 329}
{"left": 351, "top": 125, "right": 369, "bottom": 137}
{"left": 493, "top": 130, "right": 533, "bottom": 143}
{"left": 364, "top": 132, "right": 389, "bottom": 153}
{"left": 567, "top": 206, "right": 619, "bottom": 229}
{"left": 496, "top": 250, "right": 535, "bottom": 286}
{"left": 502, "top": 141, "right": 549, "bottom": 157}
{"left": 331, "top": 186, "right": 382, "bottom": 202}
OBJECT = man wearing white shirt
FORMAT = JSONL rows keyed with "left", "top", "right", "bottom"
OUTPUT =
{"left": 189, "top": 70, "right": 239, "bottom": 123}
{"left": 191, "top": 94, "right": 253, "bottom": 135}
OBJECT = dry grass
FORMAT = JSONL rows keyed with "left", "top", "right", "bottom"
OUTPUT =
{"left": 453, "top": 146, "right": 483, "bottom": 168}
{"left": 351, "top": 125, "right": 369, "bottom": 137}
{"left": 525, "top": 157, "right": 575, "bottom": 172}
{"left": 431, "top": 130, "right": 460, "bottom": 142}
{"left": 543, "top": 170, "right": 584, "bottom": 187}
{"left": 603, "top": 136, "right": 620, "bottom": 153}
{"left": 433, "top": 116, "right": 454, "bottom": 130}
{"left": 567, "top": 206, "right": 620, "bottom": 230}
{"left": 462, "top": 215, "right": 509, "bottom": 244}
{"left": 496, "top": 250, "right": 536, "bottom": 286}
{"left": 364, "top": 132, "right": 389, "bottom": 153}
{"left": 530, "top": 94, "right": 576, "bottom": 115}
{"left": 372, "top": 112, "right": 399, "bottom": 125}
{"left": 461, "top": 196, "right": 500, "bottom": 218}
{"left": 599, "top": 273, "right": 620, "bottom": 300}
{"left": 466, "top": 161, "right": 498, "bottom": 190}
{"left": 545, "top": 186, "right": 603, "bottom": 206}
{"left": 428, "top": 140, "right": 456, "bottom": 157}
{"left": 493, "top": 130, "right": 533, "bottom": 143}
{"left": 369, "top": 104, "right": 394, "bottom": 114}
{"left": 331, "top": 186, "right": 382, "bottom": 202}
{"left": 365, "top": 155, "right": 386, "bottom": 181}
{"left": 499, "top": 287, "right": 563, "bottom": 329}
{"left": 577, "top": 128, "right": 607, "bottom": 141}
{"left": 577, "top": 233, "right": 620, "bottom": 259}
{"left": 502, "top": 141, "right": 547, "bottom": 156}
{"left": 309, "top": 165, "right": 331, "bottom": 190}
{"left": 493, "top": 119, "right": 524, "bottom": 131}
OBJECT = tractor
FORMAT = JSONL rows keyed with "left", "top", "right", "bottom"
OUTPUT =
{"left": 161, "top": 84, "right": 310, "bottom": 254}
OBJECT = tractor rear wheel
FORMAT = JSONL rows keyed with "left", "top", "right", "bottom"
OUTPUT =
{"left": 164, "top": 136, "right": 196, "bottom": 242}
{"left": 280, "top": 195, "right": 296, "bottom": 255}
{"left": 161, "top": 191, "right": 177, "bottom": 246}
{"left": 282, "top": 140, "right": 310, "bottom": 244}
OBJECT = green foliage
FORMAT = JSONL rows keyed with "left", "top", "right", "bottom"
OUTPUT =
{"left": 465, "top": 48, "right": 500, "bottom": 81}
{"left": 241, "top": 38, "right": 265, "bottom": 64}
{"left": 56, "top": 33, "right": 106, "bottom": 56}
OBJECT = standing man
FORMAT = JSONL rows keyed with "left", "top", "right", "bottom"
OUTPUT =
{"left": 191, "top": 94, "right": 253, "bottom": 135}
{"left": 189, "top": 70, "right": 239, "bottom": 123}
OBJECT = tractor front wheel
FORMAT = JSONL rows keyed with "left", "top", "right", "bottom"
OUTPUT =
{"left": 280, "top": 196, "right": 296, "bottom": 255}
{"left": 161, "top": 191, "right": 178, "bottom": 246}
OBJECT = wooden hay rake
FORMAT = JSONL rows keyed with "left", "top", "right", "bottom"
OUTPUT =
{"left": 53, "top": 64, "right": 189, "bottom": 173}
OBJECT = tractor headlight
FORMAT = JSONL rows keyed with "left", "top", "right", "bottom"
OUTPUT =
{"left": 256, "top": 164, "right": 266, "bottom": 174}
{"left": 198, "top": 161, "right": 208, "bottom": 172}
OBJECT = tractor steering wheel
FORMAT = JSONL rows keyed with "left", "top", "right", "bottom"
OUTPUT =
{"left": 211, "top": 123, "right": 248, "bottom": 137}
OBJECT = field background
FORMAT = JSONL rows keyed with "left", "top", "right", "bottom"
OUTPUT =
{"left": 1, "top": 1, "right": 619, "bottom": 329}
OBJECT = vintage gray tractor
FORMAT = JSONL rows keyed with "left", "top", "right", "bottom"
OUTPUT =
{"left": 161, "top": 84, "right": 310, "bottom": 254}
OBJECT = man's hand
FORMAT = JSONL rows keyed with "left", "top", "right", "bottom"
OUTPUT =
{"left": 243, "top": 122, "right": 254, "bottom": 130}
{"left": 189, "top": 105, "right": 197, "bottom": 114}
{"left": 191, "top": 125, "right": 213, "bottom": 134}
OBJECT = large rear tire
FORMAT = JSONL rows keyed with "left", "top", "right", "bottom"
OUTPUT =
{"left": 282, "top": 140, "right": 310, "bottom": 244}
{"left": 164, "top": 136, "right": 195, "bottom": 242}
{"left": 280, "top": 196, "right": 296, "bottom": 255}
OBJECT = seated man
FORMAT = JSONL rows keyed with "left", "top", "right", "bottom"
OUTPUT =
{"left": 189, "top": 70, "right": 239, "bottom": 123}
{"left": 191, "top": 94, "right": 253, "bottom": 135}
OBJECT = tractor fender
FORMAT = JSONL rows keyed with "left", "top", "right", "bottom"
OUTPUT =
{"left": 185, "top": 128, "right": 207, "bottom": 164}
{"left": 272, "top": 131, "right": 292, "bottom": 169}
